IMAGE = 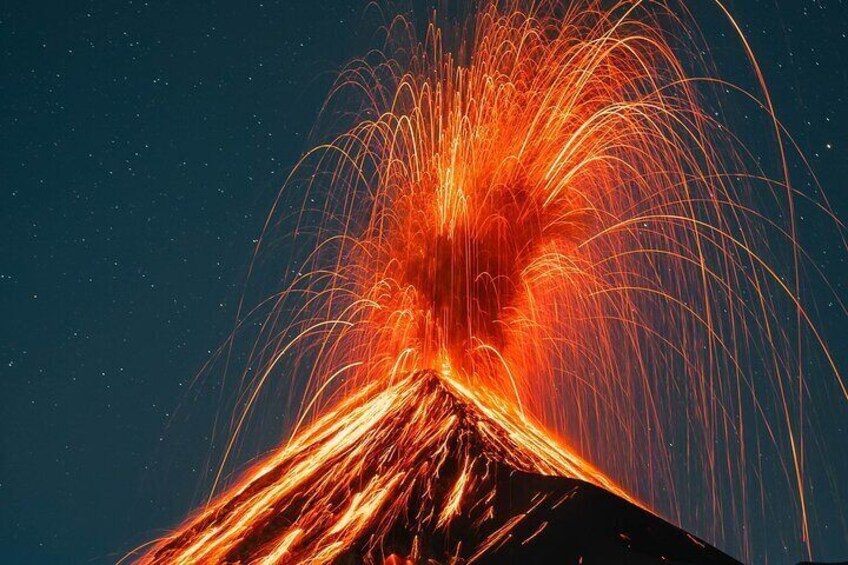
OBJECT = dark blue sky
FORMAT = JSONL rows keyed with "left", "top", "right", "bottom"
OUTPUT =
{"left": 1, "top": 1, "right": 846, "bottom": 564}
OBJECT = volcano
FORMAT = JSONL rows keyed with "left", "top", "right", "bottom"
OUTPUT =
{"left": 139, "top": 371, "right": 739, "bottom": 564}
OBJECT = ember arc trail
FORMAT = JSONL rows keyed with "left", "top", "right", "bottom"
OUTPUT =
{"left": 132, "top": 1, "right": 846, "bottom": 563}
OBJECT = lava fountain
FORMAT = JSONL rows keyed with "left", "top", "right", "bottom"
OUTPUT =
{"left": 131, "top": 1, "right": 846, "bottom": 563}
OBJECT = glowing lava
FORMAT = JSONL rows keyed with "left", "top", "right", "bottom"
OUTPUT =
{"left": 137, "top": 371, "right": 634, "bottom": 563}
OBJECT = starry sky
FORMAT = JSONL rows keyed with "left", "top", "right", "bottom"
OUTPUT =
{"left": 1, "top": 1, "right": 846, "bottom": 564}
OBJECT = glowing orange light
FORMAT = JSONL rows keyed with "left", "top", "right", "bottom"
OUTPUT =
{"left": 131, "top": 1, "right": 846, "bottom": 563}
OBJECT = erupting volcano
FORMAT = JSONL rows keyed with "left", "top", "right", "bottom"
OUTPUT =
{"left": 130, "top": 0, "right": 846, "bottom": 563}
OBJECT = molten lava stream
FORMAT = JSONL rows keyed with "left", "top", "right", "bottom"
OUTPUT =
{"left": 138, "top": 372, "right": 632, "bottom": 563}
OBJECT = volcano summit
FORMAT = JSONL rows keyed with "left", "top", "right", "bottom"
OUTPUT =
{"left": 138, "top": 371, "right": 738, "bottom": 564}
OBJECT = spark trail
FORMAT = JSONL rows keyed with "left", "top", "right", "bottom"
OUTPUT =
{"left": 133, "top": 1, "right": 846, "bottom": 563}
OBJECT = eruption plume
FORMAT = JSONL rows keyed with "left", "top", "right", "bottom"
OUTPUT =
{"left": 131, "top": 0, "right": 846, "bottom": 563}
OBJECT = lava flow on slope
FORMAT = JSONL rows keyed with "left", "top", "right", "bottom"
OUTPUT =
{"left": 138, "top": 370, "right": 737, "bottom": 564}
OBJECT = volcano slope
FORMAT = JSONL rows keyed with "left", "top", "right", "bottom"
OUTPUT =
{"left": 139, "top": 371, "right": 739, "bottom": 564}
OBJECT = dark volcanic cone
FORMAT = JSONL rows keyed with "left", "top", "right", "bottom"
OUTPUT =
{"left": 139, "top": 371, "right": 739, "bottom": 564}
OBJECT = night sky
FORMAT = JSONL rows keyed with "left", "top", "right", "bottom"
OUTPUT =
{"left": 1, "top": 1, "right": 846, "bottom": 564}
